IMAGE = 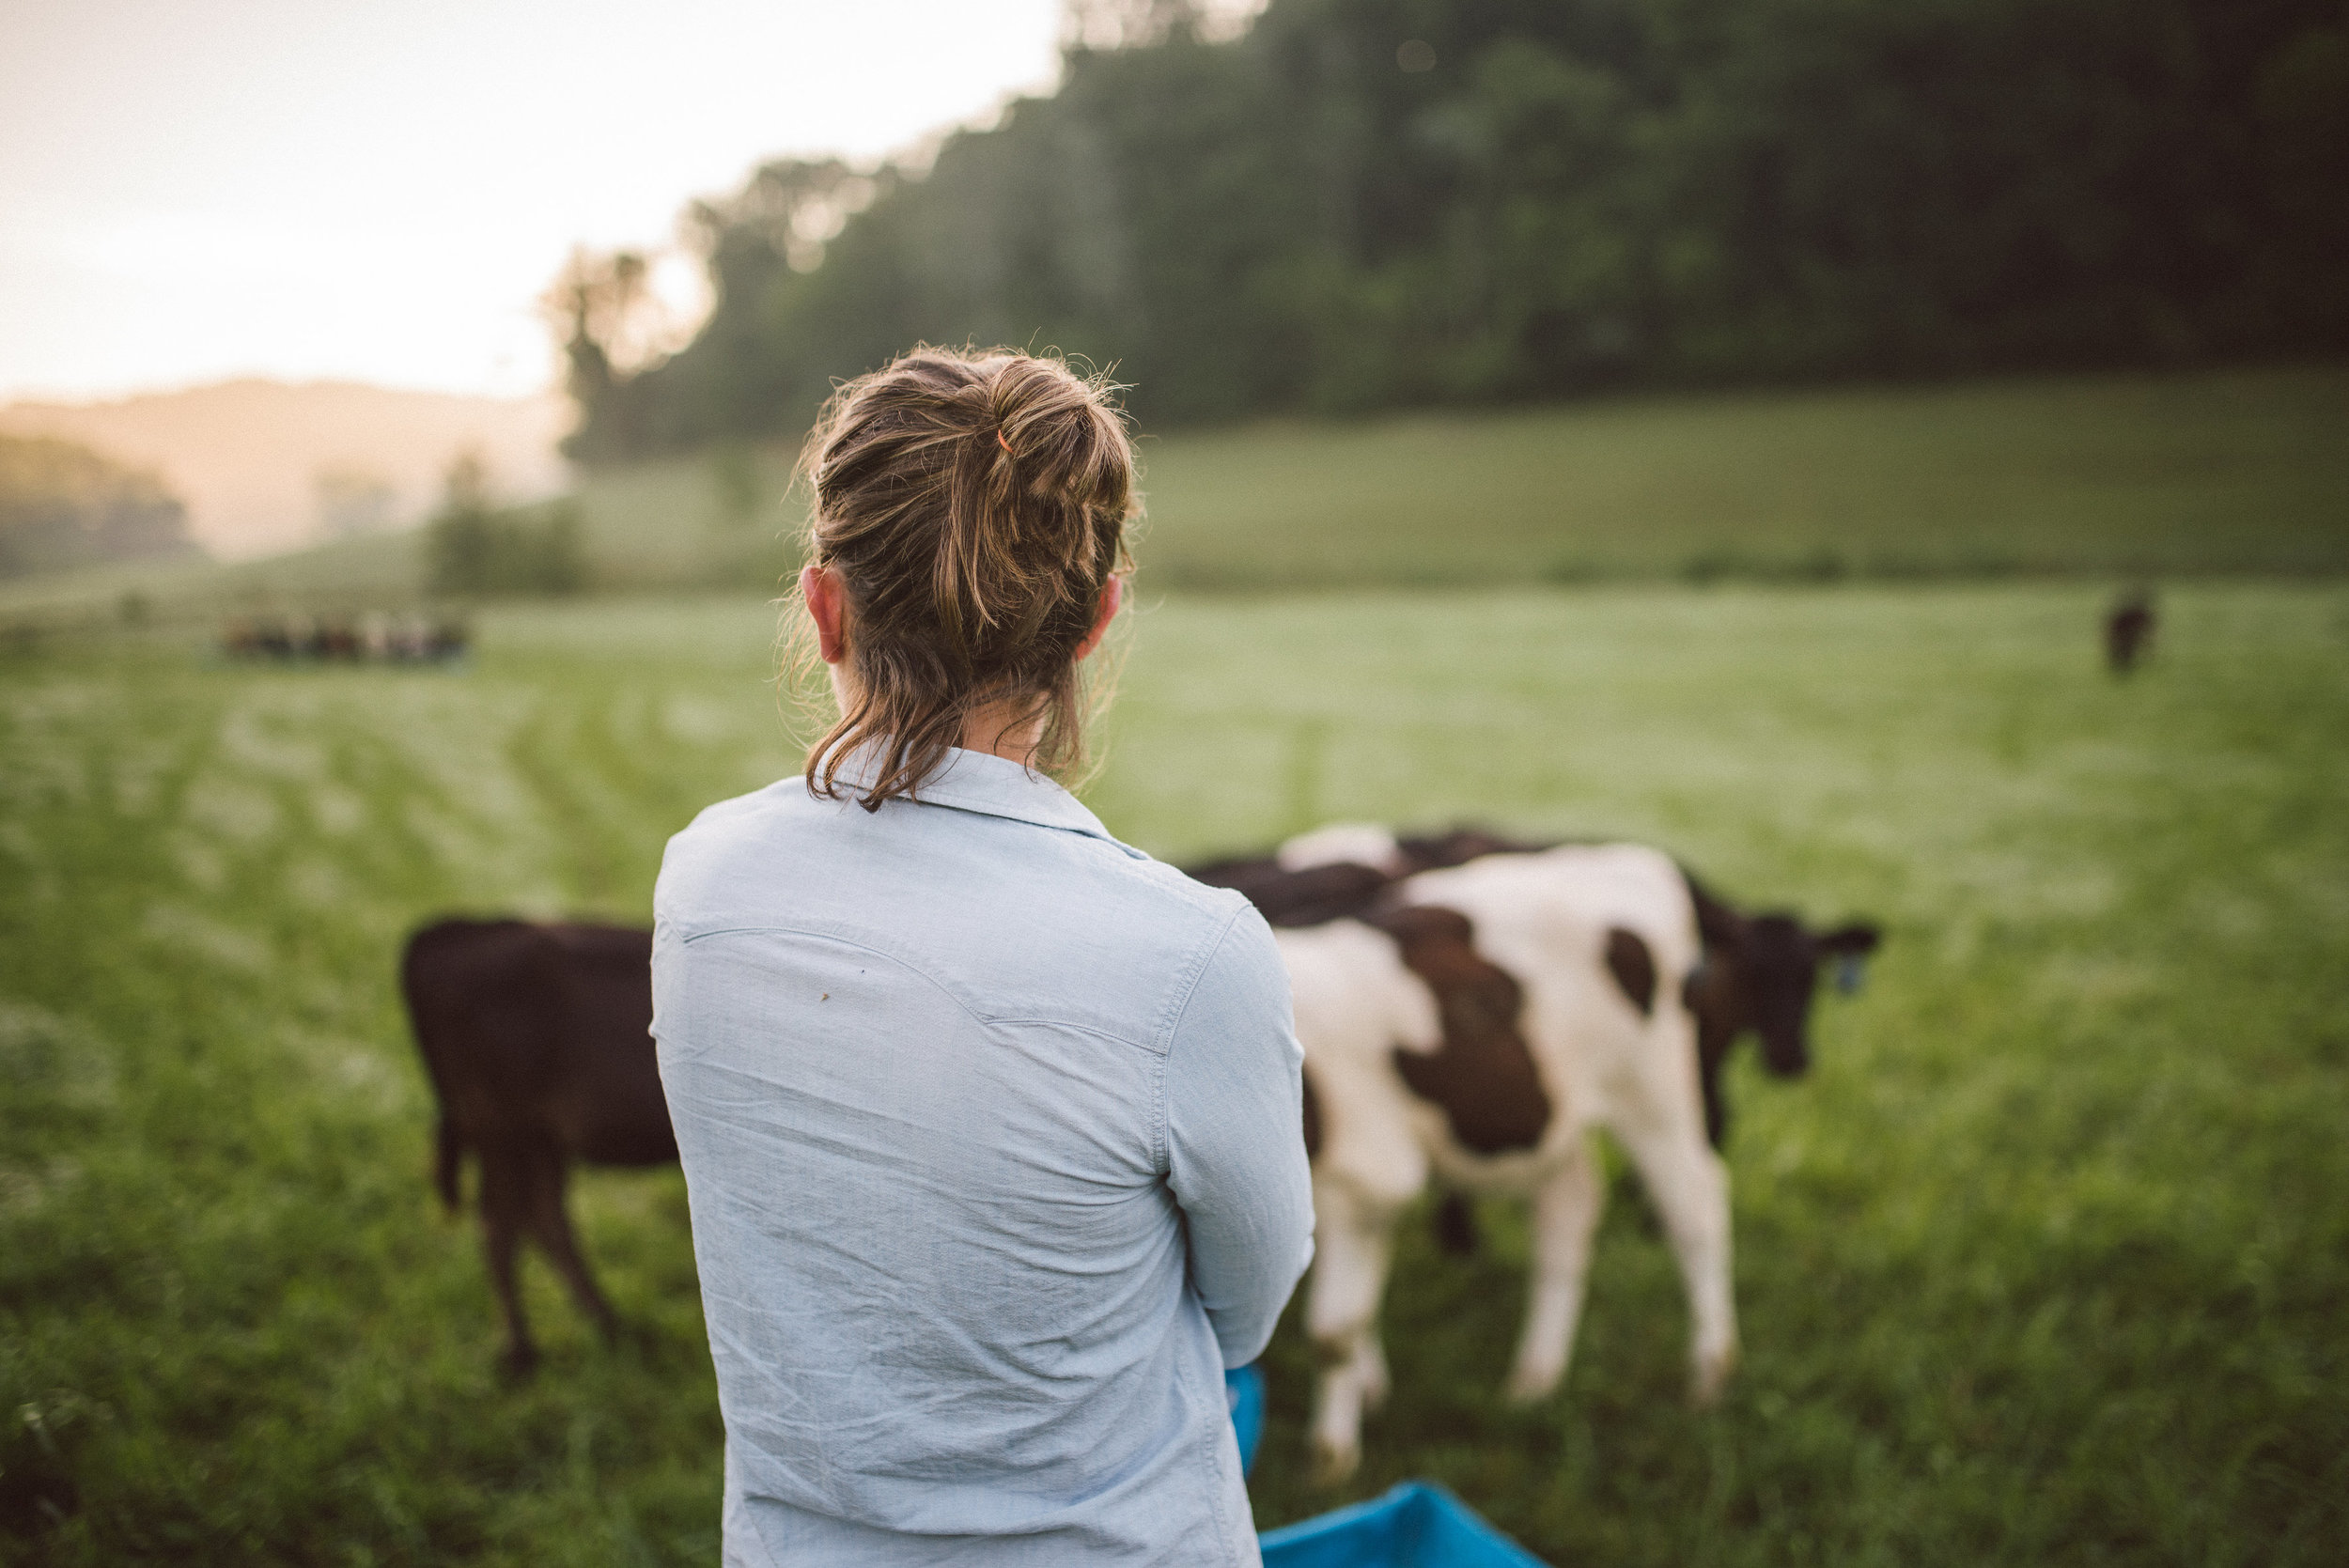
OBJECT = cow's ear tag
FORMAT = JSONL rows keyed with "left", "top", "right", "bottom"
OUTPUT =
{"left": 1833, "top": 955, "right": 1867, "bottom": 996}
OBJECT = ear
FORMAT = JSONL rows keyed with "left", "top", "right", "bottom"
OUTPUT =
{"left": 801, "top": 564, "right": 849, "bottom": 664}
{"left": 1074, "top": 574, "right": 1125, "bottom": 660}
{"left": 1818, "top": 923, "right": 1881, "bottom": 957}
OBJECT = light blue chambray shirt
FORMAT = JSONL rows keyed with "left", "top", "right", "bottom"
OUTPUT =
{"left": 651, "top": 746, "right": 1315, "bottom": 1567}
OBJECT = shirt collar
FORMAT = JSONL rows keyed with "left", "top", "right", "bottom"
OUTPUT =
{"left": 824, "top": 742, "right": 1135, "bottom": 850}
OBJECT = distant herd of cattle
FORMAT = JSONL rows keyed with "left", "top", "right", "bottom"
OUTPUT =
{"left": 222, "top": 612, "right": 471, "bottom": 664}
{"left": 401, "top": 825, "right": 1879, "bottom": 1478}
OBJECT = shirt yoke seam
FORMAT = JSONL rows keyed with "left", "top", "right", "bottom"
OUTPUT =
{"left": 677, "top": 924, "right": 988, "bottom": 1029}
{"left": 677, "top": 924, "right": 1171, "bottom": 1053}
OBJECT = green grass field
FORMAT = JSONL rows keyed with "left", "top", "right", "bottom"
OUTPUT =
{"left": 5, "top": 582, "right": 2344, "bottom": 1564}
{"left": 1133, "top": 366, "right": 2349, "bottom": 587}
{"left": 4, "top": 366, "right": 2344, "bottom": 629}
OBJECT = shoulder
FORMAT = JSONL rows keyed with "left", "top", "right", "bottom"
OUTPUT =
{"left": 1048, "top": 832, "right": 1268, "bottom": 972}
{"left": 654, "top": 777, "right": 833, "bottom": 922}
{"left": 1008, "top": 835, "right": 1283, "bottom": 1051}
{"left": 1165, "top": 893, "right": 1289, "bottom": 1033}
{"left": 662, "top": 779, "right": 792, "bottom": 868}
{"left": 1096, "top": 841, "right": 1291, "bottom": 970}
{"left": 1083, "top": 838, "right": 1258, "bottom": 932}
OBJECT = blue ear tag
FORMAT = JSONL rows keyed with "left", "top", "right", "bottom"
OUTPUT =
{"left": 1833, "top": 955, "right": 1866, "bottom": 996}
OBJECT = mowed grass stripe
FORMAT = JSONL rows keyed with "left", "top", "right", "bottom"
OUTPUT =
{"left": 2, "top": 583, "right": 2343, "bottom": 1564}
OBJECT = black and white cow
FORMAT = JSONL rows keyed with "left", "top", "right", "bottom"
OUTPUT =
{"left": 1208, "top": 822, "right": 1885, "bottom": 1151}
{"left": 1190, "top": 825, "right": 1879, "bottom": 1481}
{"left": 1268, "top": 840, "right": 1725, "bottom": 1480}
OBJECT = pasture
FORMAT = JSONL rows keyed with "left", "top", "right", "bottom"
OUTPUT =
{"left": 3, "top": 365, "right": 2344, "bottom": 627}
{"left": 3, "top": 581, "right": 2345, "bottom": 1564}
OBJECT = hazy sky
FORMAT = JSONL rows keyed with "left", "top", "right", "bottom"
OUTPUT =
{"left": 0, "top": 0, "right": 1084, "bottom": 402}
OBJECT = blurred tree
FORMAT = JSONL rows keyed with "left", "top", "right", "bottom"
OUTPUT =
{"left": 2251, "top": 19, "right": 2349, "bottom": 339}
{"left": 555, "top": 0, "right": 2349, "bottom": 457}
{"left": 442, "top": 448, "right": 494, "bottom": 514}
{"left": 312, "top": 463, "right": 398, "bottom": 539}
{"left": 423, "top": 450, "right": 499, "bottom": 595}
{"left": 423, "top": 453, "right": 586, "bottom": 598}
{"left": 546, "top": 248, "right": 685, "bottom": 462}
{"left": 1062, "top": 0, "right": 1210, "bottom": 51}
{"left": 0, "top": 434, "right": 198, "bottom": 579}
{"left": 532, "top": 502, "right": 588, "bottom": 595}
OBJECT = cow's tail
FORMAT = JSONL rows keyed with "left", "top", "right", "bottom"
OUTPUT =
{"left": 434, "top": 1114, "right": 465, "bottom": 1214}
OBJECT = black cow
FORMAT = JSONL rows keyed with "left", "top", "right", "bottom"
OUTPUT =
{"left": 2106, "top": 590, "right": 2156, "bottom": 675}
{"left": 399, "top": 918, "right": 673, "bottom": 1374}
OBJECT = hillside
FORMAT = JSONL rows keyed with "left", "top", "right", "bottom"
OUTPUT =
{"left": 0, "top": 380, "right": 569, "bottom": 561}
{"left": 2, "top": 366, "right": 2341, "bottom": 628}
{"left": 1135, "top": 365, "right": 2349, "bottom": 587}
{"left": 492, "top": 365, "right": 2349, "bottom": 591}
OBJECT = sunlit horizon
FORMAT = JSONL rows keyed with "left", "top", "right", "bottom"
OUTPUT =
{"left": 0, "top": 0, "right": 1103, "bottom": 406}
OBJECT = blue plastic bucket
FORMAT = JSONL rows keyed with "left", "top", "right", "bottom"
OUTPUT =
{"left": 1258, "top": 1481, "right": 1549, "bottom": 1567}
{"left": 1225, "top": 1363, "right": 1266, "bottom": 1474}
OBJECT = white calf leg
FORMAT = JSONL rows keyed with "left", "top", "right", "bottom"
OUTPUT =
{"left": 1615, "top": 1120, "right": 1739, "bottom": 1405}
{"left": 1504, "top": 1136, "right": 1607, "bottom": 1403}
{"left": 1304, "top": 1179, "right": 1399, "bottom": 1483}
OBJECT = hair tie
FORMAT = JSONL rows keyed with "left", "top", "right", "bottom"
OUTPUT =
{"left": 995, "top": 429, "right": 1014, "bottom": 458}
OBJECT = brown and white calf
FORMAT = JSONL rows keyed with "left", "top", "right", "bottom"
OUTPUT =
{"left": 1272, "top": 840, "right": 1733, "bottom": 1481}
{"left": 1254, "top": 822, "right": 1884, "bottom": 1151}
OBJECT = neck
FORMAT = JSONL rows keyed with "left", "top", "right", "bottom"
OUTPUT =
{"left": 957, "top": 696, "right": 1050, "bottom": 764}
{"left": 825, "top": 666, "right": 1051, "bottom": 768}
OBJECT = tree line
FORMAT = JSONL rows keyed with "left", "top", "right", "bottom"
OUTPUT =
{"left": 559, "top": 0, "right": 2349, "bottom": 460}
{"left": 0, "top": 434, "right": 196, "bottom": 579}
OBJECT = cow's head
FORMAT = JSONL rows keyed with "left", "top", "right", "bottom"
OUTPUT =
{"left": 1737, "top": 914, "right": 1881, "bottom": 1077}
{"left": 1683, "top": 893, "right": 1882, "bottom": 1147}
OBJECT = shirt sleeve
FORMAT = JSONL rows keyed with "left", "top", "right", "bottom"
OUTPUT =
{"left": 1163, "top": 905, "right": 1316, "bottom": 1368}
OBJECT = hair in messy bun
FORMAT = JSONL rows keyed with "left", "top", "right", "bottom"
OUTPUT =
{"left": 792, "top": 346, "right": 1137, "bottom": 809}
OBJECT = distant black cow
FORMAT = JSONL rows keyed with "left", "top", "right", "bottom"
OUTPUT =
{"left": 399, "top": 918, "right": 673, "bottom": 1374}
{"left": 2106, "top": 591, "right": 2156, "bottom": 674}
